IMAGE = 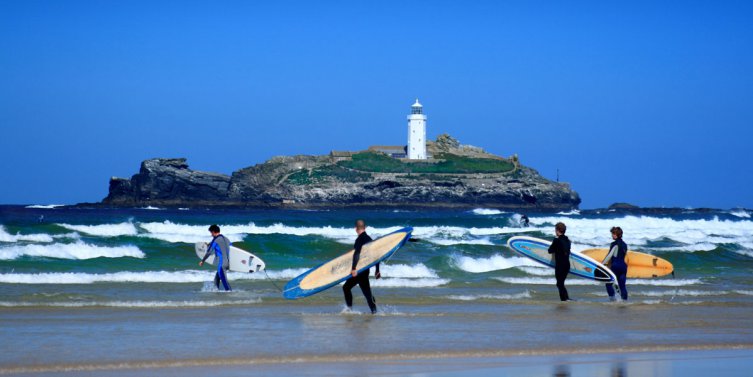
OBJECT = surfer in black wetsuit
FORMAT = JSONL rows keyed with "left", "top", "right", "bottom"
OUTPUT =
{"left": 343, "top": 219, "right": 381, "bottom": 314}
{"left": 548, "top": 222, "right": 571, "bottom": 301}
{"left": 604, "top": 226, "right": 628, "bottom": 301}
{"left": 520, "top": 214, "right": 530, "bottom": 227}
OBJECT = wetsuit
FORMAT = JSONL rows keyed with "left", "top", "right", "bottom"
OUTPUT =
{"left": 202, "top": 235, "right": 232, "bottom": 291}
{"left": 605, "top": 238, "right": 628, "bottom": 300}
{"left": 343, "top": 232, "right": 379, "bottom": 313}
{"left": 548, "top": 234, "right": 571, "bottom": 301}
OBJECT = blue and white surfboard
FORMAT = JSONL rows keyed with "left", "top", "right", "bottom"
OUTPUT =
{"left": 283, "top": 227, "right": 413, "bottom": 300}
{"left": 507, "top": 236, "right": 616, "bottom": 282}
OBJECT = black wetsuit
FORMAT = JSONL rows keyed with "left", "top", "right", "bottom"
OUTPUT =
{"left": 548, "top": 234, "right": 571, "bottom": 301}
{"left": 606, "top": 238, "right": 628, "bottom": 300}
{"left": 343, "top": 232, "right": 379, "bottom": 313}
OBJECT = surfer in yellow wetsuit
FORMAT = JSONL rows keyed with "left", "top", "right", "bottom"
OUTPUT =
{"left": 343, "top": 219, "right": 381, "bottom": 314}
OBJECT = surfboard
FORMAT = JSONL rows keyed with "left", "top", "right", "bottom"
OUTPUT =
{"left": 580, "top": 248, "right": 674, "bottom": 278}
{"left": 507, "top": 236, "right": 616, "bottom": 282}
{"left": 283, "top": 227, "right": 413, "bottom": 300}
{"left": 195, "top": 242, "right": 266, "bottom": 273}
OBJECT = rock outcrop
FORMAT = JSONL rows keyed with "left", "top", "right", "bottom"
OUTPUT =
{"left": 101, "top": 140, "right": 581, "bottom": 210}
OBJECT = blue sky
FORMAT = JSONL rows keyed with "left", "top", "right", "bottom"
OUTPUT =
{"left": 1, "top": 1, "right": 752, "bottom": 209}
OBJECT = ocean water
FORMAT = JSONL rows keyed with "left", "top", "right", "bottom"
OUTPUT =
{"left": 1, "top": 205, "right": 752, "bottom": 372}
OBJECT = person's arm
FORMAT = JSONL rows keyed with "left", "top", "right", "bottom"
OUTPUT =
{"left": 603, "top": 244, "right": 618, "bottom": 267}
{"left": 351, "top": 238, "right": 362, "bottom": 277}
{"left": 548, "top": 238, "right": 558, "bottom": 254}
{"left": 375, "top": 262, "right": 381, "bottom": 279}
{"left": 199, "top": 241, "right": 216, "bottom": 266}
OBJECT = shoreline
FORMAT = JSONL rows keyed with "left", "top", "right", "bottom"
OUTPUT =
{"left": 3, "top": 344, "right": 752, "bottom": 375}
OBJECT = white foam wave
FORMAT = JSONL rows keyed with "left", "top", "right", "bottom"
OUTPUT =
{"left": 496, "top": 277, "right": 702, "bottom": 287}
{"left": 452, "top": 254, "right": 537, "bottom": 273}
{"left": 495, "top": 277, "right": 601, "bottom": 286}
{"left": 0, "top": 226, "right": 54, "bottom": 243}
{"left": 430, "top": 238, "right": 494, "bottom": 246}
{"left": 528, "top": 215, "right": 753, "bottom": 255}
{"left": 24, "top": 204, "right": 65, "bottom": 209}
{"left": 634, "top": 289, "right": 720, "bottom": 297}
{"left": 646, "top": 243, "right": 718, "bottom": 253}
{"left": 372, "top": 278, "right": 449, "bottom": 288}
{"left": 138, "top": 221, "right": 250, "bottom": 243}
{"left": 557, "top": 210, "right": 581, "bottom": 216}
{"left": 516, "top": 266, "right": 555, "bottom": 276}
{"left": 0, "top": 269, "right": 304, "bottom": 284}
{"left": 58, "top": 222, "right": 138, "bottom": 237}
{"left": 0, "top": 299, "right": 261, "bottom": 308}
{"left": 733, "top": 248, "right": 753, "bottom": 258}
{"left": 380, "top": 264, "right": 438, "bottom": 279}
{"left": 733, "top": 290, "right": 753, "bottom": 296}
{"left": 472, "top": 208, "right": 505, "bottom": 215}
{"left": 0, "top": 242, "right": 144, "bottom": 260}
{"left": 730, "top": 210, "right": 750, "bottom": 218}
{"left": 137, "top": 221, "right": 503, "bottom": 246}
{"left": 446, "top": 291, "right": 531, "bottom": 301}
{"left": 257, "top": 268, "right": 309, "bottom": 280}
{"left": 628, "top": 278, "right": 703, "bottom": 287}
{"left": 139, "top": 206, "right": 164, "bottom": 210}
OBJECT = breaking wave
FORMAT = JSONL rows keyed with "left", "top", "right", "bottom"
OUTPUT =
{"left": 452, "top": 254, "right": 537, "bottom": 273}
{"left": 0, "top": 242, "right": 144, "bottom": 260}
{"left": 445, "top": 291, "right": 532, "bottom": 301}
{"left": 58, "top": 222, "right": 139, "bottom": 237}
{"left": 472, "top": 208, "right": 505, "bottom": 216}
{"left": 0, "top": 226, "right": 54, "bottom": 243}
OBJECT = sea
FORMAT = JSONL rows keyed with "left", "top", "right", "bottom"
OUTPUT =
{"left": 1, "top": 205, "right": 752, "bottom": 374}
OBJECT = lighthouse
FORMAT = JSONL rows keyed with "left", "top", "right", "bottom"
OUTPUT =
{"left": 407, "top": 99, "right": 427, "bottom": 160}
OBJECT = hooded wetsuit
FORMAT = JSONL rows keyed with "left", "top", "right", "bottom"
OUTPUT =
{"left": 548, "top": 234, "right": 571, "bottom": 301}
{"left": 604, "top": 238, "right": 628, "bottom": 300}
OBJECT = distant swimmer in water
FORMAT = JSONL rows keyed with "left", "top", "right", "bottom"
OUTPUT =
{"left": 604, "top": 226, "right": 628, "bottom": 301}
{"left": 520, "top": 214, "right": 530, "bottom": 227}
{"left": 343, "top": 219, "right": 381, "bottom": 314}
{"left": 199, "top": 224, "right": 232, "bottom": 291}
{"left": 548, "top": 222, "right": 571, "bottom": 301}
{"left": 38, "top": 215, "right": 45, "bottom": 223}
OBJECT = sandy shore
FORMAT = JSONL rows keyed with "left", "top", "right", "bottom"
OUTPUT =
{"left": 3, "top": 346, "right": 752, "bottom": 376}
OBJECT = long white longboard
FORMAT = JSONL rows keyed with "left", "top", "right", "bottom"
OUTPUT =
{"left": 195, "top": 242, "right": 266, "bottom": 273}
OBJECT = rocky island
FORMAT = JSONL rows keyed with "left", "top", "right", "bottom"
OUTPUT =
{"left": 99, "top": 134, "right": 581, "bottom": 211}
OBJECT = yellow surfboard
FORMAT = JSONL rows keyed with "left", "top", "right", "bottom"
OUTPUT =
{"left": 580, "top": 248, "right": 674, "bottom": 278}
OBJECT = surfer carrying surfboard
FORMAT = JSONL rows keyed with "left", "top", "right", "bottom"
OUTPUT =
{"left": 604, "top": 227, "right": 629, "bottom": 301}
{"left": 548, "top": 222, "right": 572, "bottom": 301}
{"left": 199, "top": 224, "right": 232, "bottom": 291}
{"left": 343, "top": 219, "right": 381, "bottom": 314}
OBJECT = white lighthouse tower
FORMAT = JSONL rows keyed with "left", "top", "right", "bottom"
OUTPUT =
{"left": 407, "top": 99, "right": 427, "bottom": 160}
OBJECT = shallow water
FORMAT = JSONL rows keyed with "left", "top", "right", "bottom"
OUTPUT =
{"left": 1, "top": 205, "right": 752, "bottom": 370}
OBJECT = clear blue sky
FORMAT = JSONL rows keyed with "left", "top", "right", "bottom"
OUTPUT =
{"left": 1, "top": 1, "right": 752, "bottom": 209}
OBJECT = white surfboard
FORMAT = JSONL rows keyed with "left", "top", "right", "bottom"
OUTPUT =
{"left": 195, "top": 242, "right": 266, "bottom": 273}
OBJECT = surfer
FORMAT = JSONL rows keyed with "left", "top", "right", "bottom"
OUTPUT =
{"left": 604, "top": 227, "right": 628, "bottom": 301}
{"left": 199, "top": 224, "right": 232, "bottom": 291}
{"left": 343, "top": 219, "right": 381, "bottom": 314}
{"left": 548, "top": 222, "right": 571, "bottom": 301}
{"left": 520, "top": 214, "right": 530, "bottom": 227}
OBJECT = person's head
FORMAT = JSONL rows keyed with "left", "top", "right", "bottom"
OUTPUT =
{"left": 355, "top": 219, "right": 366, "bottom": 234}
{"left": 555, "top": 222, "right": 566, "bottom": 236}
{"left": 611, "top": 226, "right": 623, "bottom": 240}
{"left": 208, "top": 224, "right": 220, "bottom": 236}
